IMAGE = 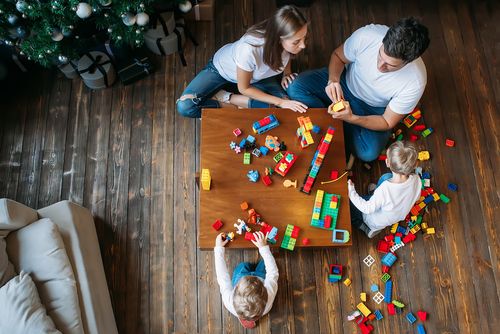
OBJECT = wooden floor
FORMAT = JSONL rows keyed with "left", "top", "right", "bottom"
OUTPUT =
{"left": 0, "top": 0, "right": 498, "bottom": 333}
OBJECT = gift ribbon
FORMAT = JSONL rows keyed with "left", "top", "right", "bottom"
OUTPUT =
{"left": 150, "top": 12, "right": 172, "bottom": 36}
{"left": 132, "top": 57, "right": 152, "bottom": 74}
{"left": 78, "top": 53, "right": 111, "bottom": 87}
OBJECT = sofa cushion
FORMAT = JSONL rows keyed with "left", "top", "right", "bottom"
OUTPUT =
{"left": 6, "top": 218, "right": 84, "bottom": 334}
{"left": 0, "top": 237, "right": 15, "bottom": 287}
{"left": 0, "top": 271, "right": 61, "bottom": 334}
{"left": 0, "top": 198, "right": 38, "bottom": 231}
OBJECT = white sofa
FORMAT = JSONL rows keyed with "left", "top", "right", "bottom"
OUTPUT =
{"left": 0, "top": 199, "right": 118, "bottom": 334}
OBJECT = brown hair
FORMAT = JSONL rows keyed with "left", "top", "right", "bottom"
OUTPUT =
{"left": 233, "top": 276, "right": 268, "bottom": 321}
{"left": 246, "top": 5, "right": 307, "bottom": 71}
{"left": 387, "top": 140, "right": 418, "bottom": 176}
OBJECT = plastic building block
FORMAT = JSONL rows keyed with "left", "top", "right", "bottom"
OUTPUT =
{"left": 274, "top": 151, "right": 298, "bottom": 177}
{"left": 371, "top": 284, "right": 379, "bottom": 292}
{"left": 406, "top": 312, "right": 417, "bottom": 324}
{"left": 421, "top": 127, "right": 433, "bottom": 137}
{"left": 440, "top": 194, "right": 451, "bottom": 203}
{"left": 392, "top": 300, "right": 405, "bottom": 308}
{"left": 448, "top": 183, "right": 458, "bottom": 192}
{"left": 252, "top": 148, "right": 262, "bottom": 157}
{"left": 414, "top": 124, "right": 426, "bottom": 131}
{"left": 234, "top": 146, "right": 241, "bottom": 154}
{"left": 360, "top": 292, "right": 367, "bottom": 302}
{"left": 330, "top": 169, "right": 339, "bottom": 180}
{"left": 229, "top": 141, "right": 236, "bottom": 150}
{"left": 252, "top": 114, "right": 279, "bottom": 134}
{"left": 312, "top": 125, "right": 321, "bottom": 133}
{"left": 445, "top": 138, "right": 455, "bottom": 147}
{"left": 373, "top": 291, "right": 384, "bottom": 304}
{"left": 387, "top": 303, "right": 396, "bottom": 315}
{"left": 328, "top": 264, "right": 342, "bottom": 282}
{"left": 302, "top": 238, "right": 310, "bottom": 245}
{"left": 374, "top": 310, "right": 383, "bottom": 320}
{"left": 222, "top": 232, "right": 235, "bottom": 242}
{"left": 201, "top": 169, "right": 211, "bottom": 190}
{"left": 310, "top": 190, "right": 341, "bottom": 230}
{"left": 417, "top": 310, "right": 427, "bottom": 321}
{"left": 212, "top": 219, "right": 223, "bottom": 231}
{"left": 343, "top": 278, "right": 351, "bottom": 286}
{"left": 265, "top": 135, "right": 281, "bottom": 152}
{"left": 234, "top": 219, "right": 251, "bottom": 235}
{"left": 377, "top": 240, "right": 391, "bottom": 253}
{"left": 280, "top": 224, "right": 300, "bottom": 251}
{"left": 261, "top": 174, "right": 272, "bottom": 186}
{"left": 233, "top": 128, "right": 242, "bottom": 136}
{"left": 409, "top": 134, "right": 419, "bottom": 142}
{"left": 384, "top": 280, "right": 392, "bottom": 303}
{"left": 357, "top": 302, "right": 372, "bottom": 317}
{"left": 332, "top": 229, "right": 350, "bottom": 243}
{"left": 297, "top": 116, "right": 315, "bottom": 148}
{"left": 244, "top": 232, "right": 255, "bottom": 241}
{"left": 363, "top": 255, "right": 375, "bottom": 267}
{"left": 283, "top": 179, "right": 297, "bottom": 188}
{"left": 417, "top": 324, "right": 426, "bottom": 334}
{"left": 243, "top": 152, "right": 251, "bottom": 164}
{"left": 259, "top": 146, "right": 269, "bottom": 156}
{"left": 247, "top": 170, "right": 259, "bottom": 182}
{"left": 239, "top": 138, "right": 247, "bottom": 148}
{"left": 418, "top": 151, "right": 430, "bottom": 161}
{"left": 426, "top": 227, "right": 435, "bottom": 234}
{"left": 328, "top": 99, "right": 347, "bottom": 113}
{"left": 347, "top": 310, "right": 361, "bottom": 321}
{"left": 240, "top": 201, "right": 248, "bottom": 210}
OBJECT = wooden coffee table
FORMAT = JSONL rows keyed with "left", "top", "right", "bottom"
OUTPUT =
{"left": 199, "top": 108, "right": 351, "bottom": 249}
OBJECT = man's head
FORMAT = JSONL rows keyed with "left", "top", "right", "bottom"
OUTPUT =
{"left": 386, "top": 140, "right": 418, "bottom": 176}
{"left": 233, "top": 276, "right": 268, "bottom": 321}
{"left": 378, "top": 17, "right": 430, "bottom": 73}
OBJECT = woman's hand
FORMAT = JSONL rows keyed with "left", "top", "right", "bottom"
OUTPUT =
{"left": 278, "top": 98, "right": 308, "bottom": 113}
{"left": 215, "top": 233, "right": 229, "bottom": 247}
{"left": 325, "top": 81, "right": 344, "bottom": 103}
{"left": 281, "top": 73, "right": 298, "bottom": 89}
{"left": 251, "top": 231, "right": 269, "bottom": 248}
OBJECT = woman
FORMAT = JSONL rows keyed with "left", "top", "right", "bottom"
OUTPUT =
{"left": 177, "top": 5, "right": 308, "bottom": 118}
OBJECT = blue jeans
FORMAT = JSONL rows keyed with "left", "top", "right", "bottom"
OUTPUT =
{"left": 286, "top": 69, "right": 391, "bottom": 162}
{"left": 350, "top": 172, "right": 393, "bottom": 230}
{"left": 232, "top": 260, "right": 266, "bottom": 287}
{"left": 176, "top": 60, "right": 288, "bottom": 118}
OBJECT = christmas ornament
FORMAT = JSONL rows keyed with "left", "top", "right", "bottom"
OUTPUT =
{"left": 76, "top": 2, "right": 92, "bottom": 19}
{"left": 58, "top": 55, "right": 69, "bottom": 64}
{"left": 178, "top": 0, "right": 192, "bottom": 13}
{"left": 62, "top": 26, "right": 73, "bottom": 37}
{"left": 8, "top": 14, "right": 19, "bottom": 25}
{"left": 99, "top": 0, "right": 112, "bottom": 6}
{"left": 16, "top": 26, "right": 28, "bottom": 38}
{"left": 51, "top": 28, "right": 63, "bottom": 41}
{"left": 136, "top": 12, "right": 149, "bottom": 26}
{"left": 16, "top": 1, "right": 28, "bottom": 13}
{"left": 121, "top": 12, "right": 136, "bottom": 26}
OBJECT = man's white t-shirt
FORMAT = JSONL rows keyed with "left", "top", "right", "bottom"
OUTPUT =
{"left": 213, "top": 34, "right": 290, "bottom": 84}
{"left": 348, "top": 174, "right": 422, "bottom": 231}
{"left": 343, "top": 24, "right": 427, "bottom": 114}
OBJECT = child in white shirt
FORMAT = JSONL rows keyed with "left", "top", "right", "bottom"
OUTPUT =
{"left": 214, "top": 231, "right": 279, "bottom": 329}
{"left": 348, "top": 140, "right": 421, "bottom": 238}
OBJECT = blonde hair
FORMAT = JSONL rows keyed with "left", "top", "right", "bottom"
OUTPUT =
{"left": 387, "top": 141, "right": 418, "bottom": 175}
{"left": 233, "top": 276, "right": 268, "bottom": 321}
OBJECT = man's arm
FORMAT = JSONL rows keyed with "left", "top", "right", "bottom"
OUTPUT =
{"left": 332, "top": 104, "right": 405, "bottom": 131}
{"left": 325, "top": 44, "right": 351, "bottom": 102}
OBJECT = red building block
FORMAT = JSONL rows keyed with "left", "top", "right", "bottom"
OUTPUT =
{"left": 402, "top": 233, "right": 417, "bottom": 244}
{"left": 387, "top": 303, "right": 396, "bottom": 315}
{"left": 302, "top": 238, "right": 310, "bottom": 245}
{"left": 445, "top": 139, "right": 455, "bottom": 147}
{"left": 212, "top": 219, "right": 223, "bottom": 231}
{"left": 262, "top": 174, "right": 272, "bottom": 186}
{"left": 378, "top": 154, "right": 387, "bottom": 160}
{"left": 244, "top": 232, "right": 255, "bottom": 241}
{"left": 330, "top": 170, "right": 339, "bottom": 180}
{"left": 414, "top": 124, "right": 426, "bottom": 131}
{"left": 417, "top": 310, "right": 427, "bottom": 321}
{"left": 324, "top": 215, "right": 332, "bottom": 229}
{"left": 410, "top": 134, "right": 419, "bottom": 142}
{"left": 377, "top": 240, "right": 391, "bottom": 253}
{"left": 291, "top": 226, "right": 300, "bottom": 238}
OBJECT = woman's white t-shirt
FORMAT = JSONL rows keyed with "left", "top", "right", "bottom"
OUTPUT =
{"left": 213, "top": 34, "right": 290, "bottom": 83}
{"left": 343, "top": 24, "right": 427, "bottom": 114}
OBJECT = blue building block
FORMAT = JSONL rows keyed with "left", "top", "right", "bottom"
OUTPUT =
{"left": 395, "top": 236, "right": 401, "bottom": 244}
{"left": 396, "top": 225, "right": 407, "bottom": 234}
{"left": 371, "top": 284, "right": 379, "bottom": 292}
{"left": 246, "top": 135, "right": 256, "bottom": 144}
{"left": 259, "top": 146, "right": 269, "bottom": 156}
{"left": 406, "top": 312, "right": 416, "bottom": 324}
{"left": 247, "top": 170, "right": 259, "bottom": 182}
{"left": 384, "top": 280, "right": 392, "bottom": 303}
{"left": 312, "top": 125, "right": 321, "bottom": 134}
{"left": 239, "top": 138, "right": 247, "bottom": 148}
{"left": 381, "top": 252, "right": 397, "bottom": 267}
{"left": 448, "top": 183, "right": 458, "bottom": 192}
{"left": 374, "top": 309, "right": 383, "bottom": 320}
{"left": 417, "top": 324, "right": 426, "bottom": 334}
{"left": 422, "top": 172, "right": 431, "bottom": 179}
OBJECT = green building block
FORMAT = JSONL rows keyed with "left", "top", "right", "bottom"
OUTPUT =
{"left": 440, "top": 194, "right": 450, "bottom": 203}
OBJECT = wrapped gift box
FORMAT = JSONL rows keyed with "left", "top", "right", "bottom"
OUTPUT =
{"left": 117, "top": 49, "right": 154, "bottom": 85}
{"left": 58, "top": 60, "right": 79, "bottom": 79}
{"left": 77, "top": 51, "right": 116, "bottom": 89}
{"left": 185, "top": 0, "right": 214, "bottom": 21}
{"left": 144, "top": 11, "right": 176, "bottom": 41}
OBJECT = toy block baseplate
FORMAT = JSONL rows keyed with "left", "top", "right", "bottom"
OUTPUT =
{"left": 310, "top": 190, "right": 341, "bottom": 230}
{"left": 280, "top": 224, "right": 300, "bottom": 250}
{"left": 274, "top": 151, "right": 298, "bottom": 177}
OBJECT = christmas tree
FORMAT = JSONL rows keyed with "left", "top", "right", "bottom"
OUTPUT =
{"left": 0, "top": 0, "right": 186, "bottom": 67}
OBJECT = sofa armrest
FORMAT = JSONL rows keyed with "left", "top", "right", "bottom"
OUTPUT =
{"left": 37, "top": 201, "right": 118, "bottom": 334}
{"left": 0, "top": 199, "right": 38, "bottom": 232}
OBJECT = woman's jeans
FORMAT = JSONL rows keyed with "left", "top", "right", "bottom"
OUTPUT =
{"left": 232, "top": 260, "right": 266, "bottom": 287}
{"left": 176, "top": 60, "right": 287, "bottom": 118}
{"left": 350, "top": 172, "right": 393, "bottom": 231}
{"left": 286, "top": 68, "right": 391, "bottom": 162}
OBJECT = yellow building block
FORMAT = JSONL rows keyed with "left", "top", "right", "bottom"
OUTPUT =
{"left": 426, "top": 227, "right": 435, "bottom": 234}
{"left": 357, "top": 302, "right": 372, "bottom": 317}
{"left": 390, "top": 223, "right": 399, "bottom": 234}
{"left": 329, "top": 100, "right": 347, "bottom": 113}
{"left": 360, "top": 292, "right": 367, "bottom": 302}
{"left": 421, "top": 222, "right": 428, "bottom": 230}
{"left": 418, "top": 151, "right": 430, "bottom": 161}
{"left": 201, "top": 169, "right": 211, "bottom": 190}
{"left": 343, "top": 278, "right": 351, "bottom": 287}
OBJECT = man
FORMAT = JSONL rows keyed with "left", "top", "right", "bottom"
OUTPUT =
{"left": 287, "top": 17, "right": 430, "bottom": 162}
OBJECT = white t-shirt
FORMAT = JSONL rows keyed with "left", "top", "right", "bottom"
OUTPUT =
{"left": 214, "top": 245, "right": 279, "bottom": 317}
{"left": 343, "top": 24, "right": 427, "bottom": 114}
{"left": 348, "top": 174, "right": 421, "bottom": 231}
{"left": 213, "top": 34, "right": 290, "bottom": 83}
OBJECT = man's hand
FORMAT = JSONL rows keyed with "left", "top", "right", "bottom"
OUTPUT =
{"left": 325, "top": 81, "right": 344, "bottom": 103}
{"left": 330, "top": 101, "right": 354, "bottom": 122}
{"left": 251, "top": 231, "right": 269, "bottom": 248}
{"left": 215, "top": 233, "right": 229, "bottom": 247}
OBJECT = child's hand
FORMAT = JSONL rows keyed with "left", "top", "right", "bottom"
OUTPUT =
{"left": 251, "top": 231, "right": 269, "bottom": 248}
{"left": 215, "top": 233, "right": 229, "bottom": 247}
{"left": 347, "top": 179, "right": 355, "bottom": 191}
